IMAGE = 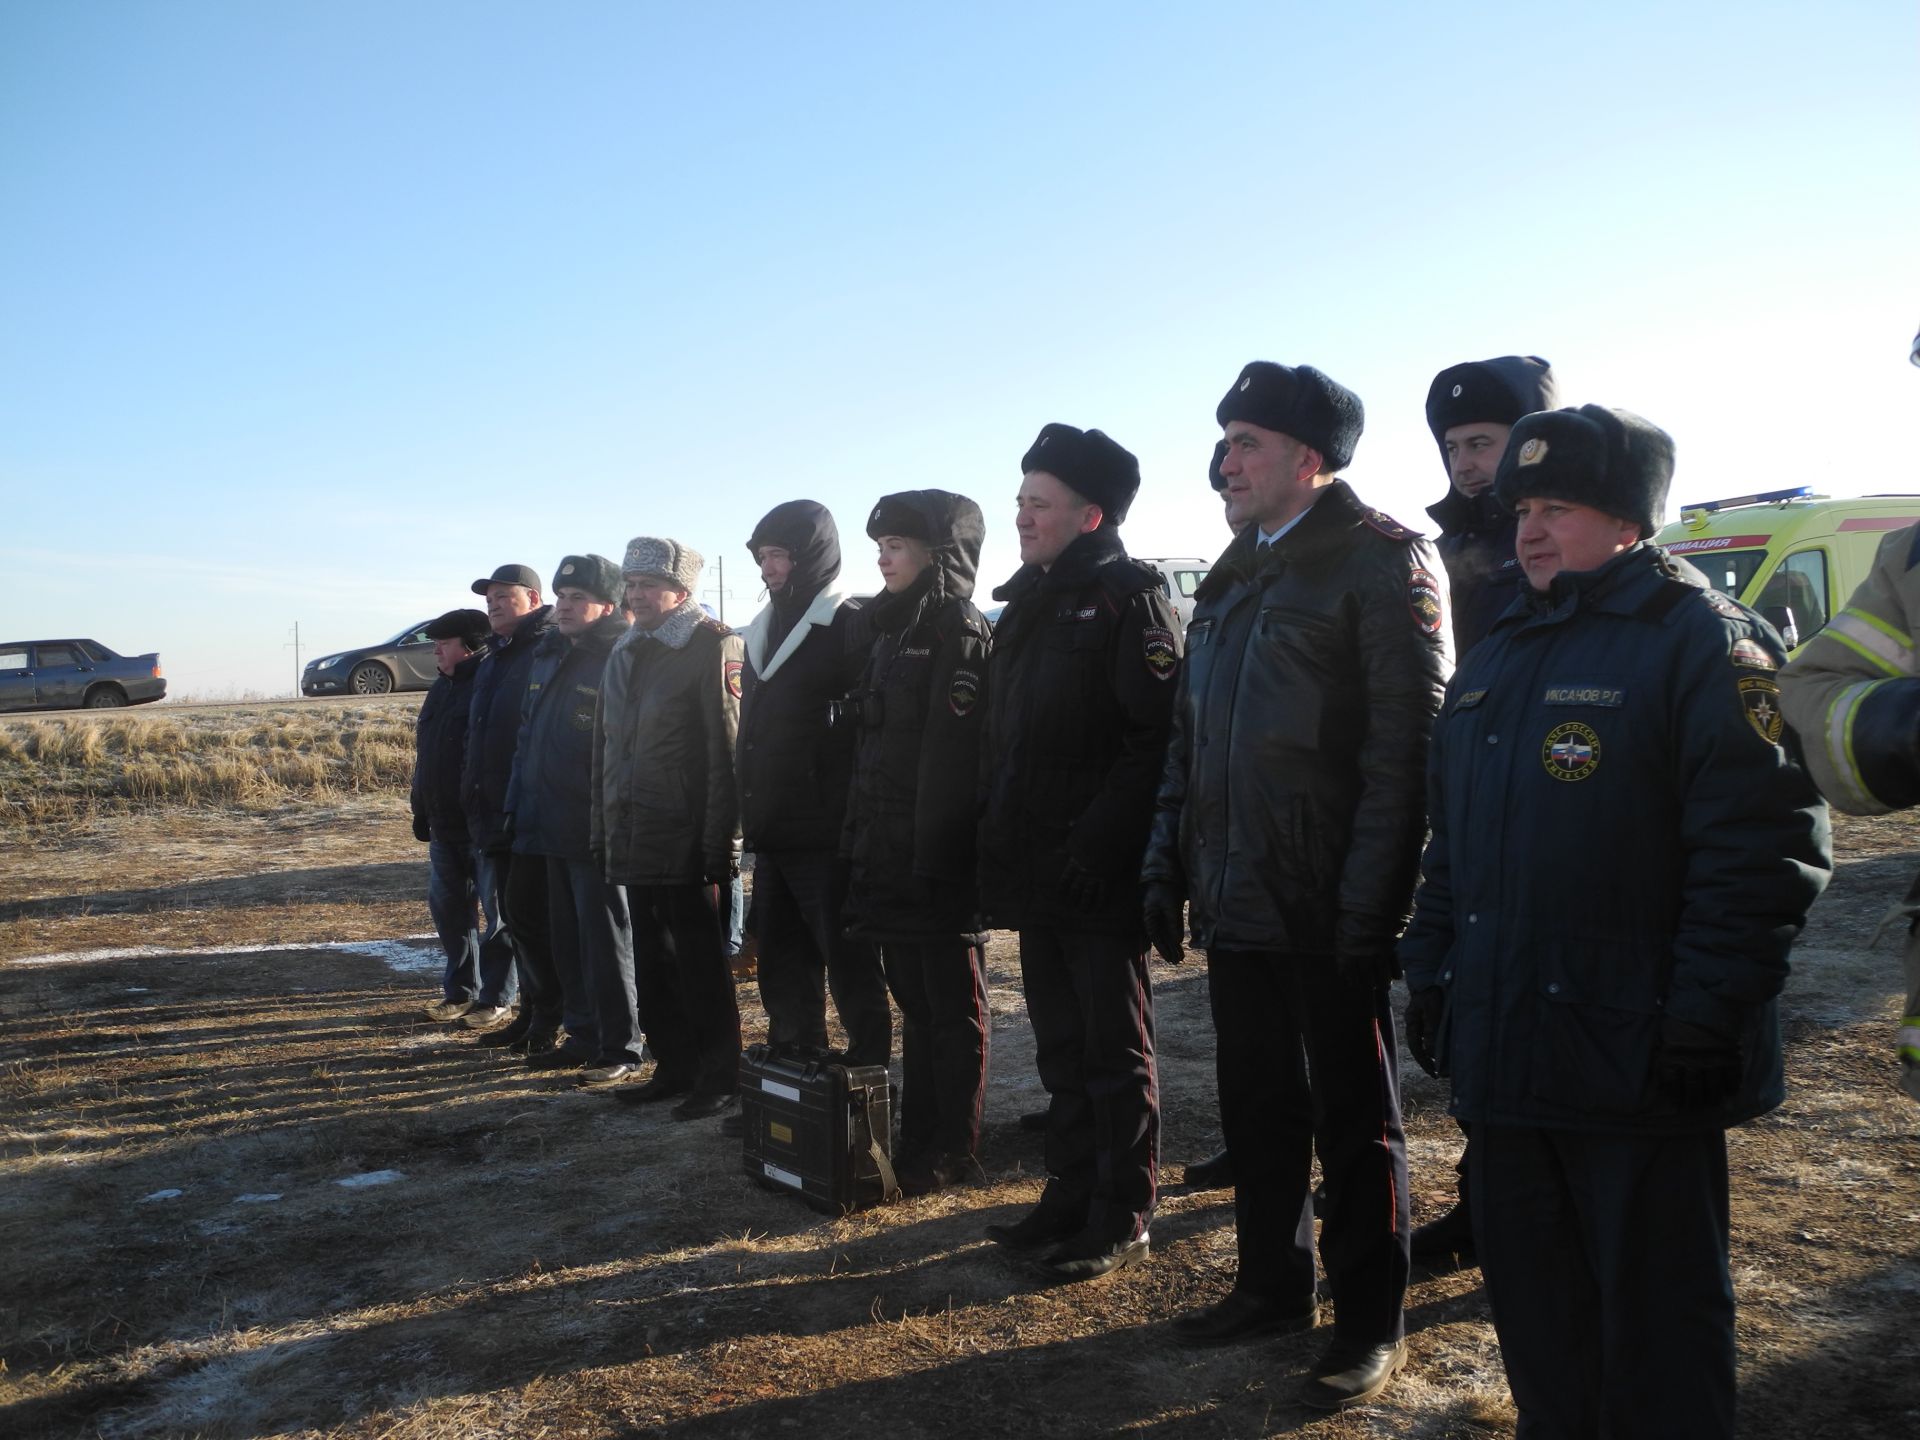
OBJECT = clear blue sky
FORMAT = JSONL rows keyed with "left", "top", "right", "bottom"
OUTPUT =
{"left": 3, "top": 1, "right": 1914, "bottom": 696}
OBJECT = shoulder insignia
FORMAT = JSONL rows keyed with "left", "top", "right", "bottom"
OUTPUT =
{"left": 1730, "top": 636, "right": 1777, "bottom": 671}
{"left": 724, "top": 658, "right": 743, "bottom": 700}
{"left": 1360, "top": 508, "right": 1423, "bottom": 542}
{"left": 1143, "top": 626, "right": 1178, "bottom": 681}
{"left": 1738, "top": 674, "right": 1783, "bottom": 743}
{"left": 1703, "top": 590, "right": 1746, "bottom": 620}
{"left": 948, "top": 667, "right": 980, "bottom": 716}
{"left": 1408, "top": 567, "right": 1444, "bottom": 637}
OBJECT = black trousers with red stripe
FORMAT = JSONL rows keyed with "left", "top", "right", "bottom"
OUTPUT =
{"left": 880, "top": 938, "right": 988, "bottom": 1163}
{"left": 1206, "top": 949, "right": 1409, "bottom": 1347}
{"left": 1019, "top": 927, "right": 1158, "bottom": 1243}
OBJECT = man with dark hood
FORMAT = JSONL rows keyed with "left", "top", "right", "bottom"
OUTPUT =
{"left": 1400, "top": 405, "right": 1830, "bottom": 1436}
{"left": 978, "top": 424, "right": 1180, "bottom": 1281}
{"left": 1411, "top": 353, "right": 1557, "bottom": 1265}
{"left": 843, "top": 489, "right": 992, "bottom": 1196}
{"left": 732, "top": 501, "right": 890, "bottom": 1097}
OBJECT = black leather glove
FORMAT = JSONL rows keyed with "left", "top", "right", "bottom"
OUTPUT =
{"left": 1403, "top": 985, "right": 1444, "bottom": 1077}
{"left": 412, "top": 815, "right": 431, "bottom": 843}
{"left": 1142, "top": 883, "right": 1186, "bottom": 965}
{"left": 1656, "top": 1018, "right": 1743, "bottom": 1110}
{"left": 1338, "top": 946, "right": 1401, "bottom": 989}
{"left": 1060, "top": 858, "right": 1108, "bottom": 913}
{"left": 704, "top": 858, "right": 742, "bottom": 887}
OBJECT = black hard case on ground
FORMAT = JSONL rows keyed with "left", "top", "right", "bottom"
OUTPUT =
{"left": 738, "top": 1044, "right": 898, "bottom": 1213}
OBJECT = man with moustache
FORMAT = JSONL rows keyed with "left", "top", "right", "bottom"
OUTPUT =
{"left": 731, "top": 502, "right": 889, "bottom": 1100}
{"left": 978, "top": 424, "right": 1180, "bottom": 1281}
{"left": 1143, "top": 362, "right": 1449, "bottom": 1408}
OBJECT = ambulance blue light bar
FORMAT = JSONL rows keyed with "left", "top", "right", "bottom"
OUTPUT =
{"left": 1678, "top": 486, "right": 1815, "bottom": 513}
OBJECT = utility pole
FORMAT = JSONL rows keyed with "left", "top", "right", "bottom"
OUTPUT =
{"left": 288, "top": 622, "right": 302, "bottom": 697}
{"left": 705, "top": 555, "right": 734, "bottom": 624}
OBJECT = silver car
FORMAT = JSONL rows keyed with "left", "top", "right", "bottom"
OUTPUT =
{"left": 301, "top": 621, "right": 440, "bottom": 696}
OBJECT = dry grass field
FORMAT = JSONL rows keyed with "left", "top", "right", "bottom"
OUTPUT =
{"left": 1, "top": 700, "right": 1916, "bottom": 1438}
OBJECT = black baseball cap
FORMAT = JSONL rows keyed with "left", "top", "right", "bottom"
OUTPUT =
{"left": 470, "top": 563, "right": 542, "bottom": 596}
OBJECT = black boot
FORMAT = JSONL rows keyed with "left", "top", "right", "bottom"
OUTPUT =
{"left": 1183, "top": 1148, "right": 1232, "bottom": 1190}
{"left": 1410, "top": 1196, "right": 1476, "bottom": 1265}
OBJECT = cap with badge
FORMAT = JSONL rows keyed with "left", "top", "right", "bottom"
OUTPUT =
{"left": 1215, "top": 361, "right": 1365, "bottom": 473}
{"left": 1493, "top": 405, "right": 1675, "bottom": 538}
{"left": 550, "top": 554, "right": 622, "bottom": 605}
{"left": 470, "top": 562, "right": 542, "bottom": 597}
{"left": 423, "top": 608, "right": 492, "bottom": 648}
{"left": 1424, "top": 355, "right": 1557, "bottom": 454}
{"left": 1019, "top": 423, "right": 1141, "bottom": 524}
{"left": 621, "top": 536, "right": 704, "bottom": 592}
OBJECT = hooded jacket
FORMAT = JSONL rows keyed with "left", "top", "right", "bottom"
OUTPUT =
{"left": 737, "top": 501, "right": 869, "bottom": 854}
{"left": 504, "top": 611, "right": 626, "bottom": 862}
{"left": 593, "top": 598, "right": 745, "bottom": 885}
{"left": 412, "top": 650, "right": 483, "bottom": 841}
{"left": 978, "top": 525, "right": 1181, "bottom": 933}
{"left": 842, "top": 490, "right": 991, "bottom": 941}
{"left": 1142, "top": 481, "right": 1451, "bottom": 956}
{"left": 1399, "top": 545, "right": 1832, "bottom": 1131}
{"left": 460, "top": 603, "right": 552, "bottom": 853}
{"left": 1426, "top": 355, "right": 1557, "bottom": 658}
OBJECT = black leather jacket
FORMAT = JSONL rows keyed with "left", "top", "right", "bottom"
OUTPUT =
{"left": 460, "top": 604, "right": 552, "bottom": 853}
{"left": 1143, "top": 481, "right": 1451, "bottom": 956}
{"left": 978, "top": 527, "right": 1181, "bottom": 933}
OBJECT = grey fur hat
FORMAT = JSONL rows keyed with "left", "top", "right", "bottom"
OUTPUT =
{"left": 621, "top": 536, "right": 703, "bottom": 592}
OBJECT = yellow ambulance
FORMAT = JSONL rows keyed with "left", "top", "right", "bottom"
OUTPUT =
{"left": 1654, "top": 487, "right": 1920, "bottom": 651}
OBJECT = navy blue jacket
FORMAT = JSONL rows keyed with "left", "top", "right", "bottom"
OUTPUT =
{"left": 1425, "top": 488, "right": 1520, "bottom": 660}
{"left": 1399, "top": 545, "right": 1833, "bottom": 1132}
{"left": 504, "top": 612, "right": 626, "bottom": 862}
{"left": 461, "top": 604, "right": 552, "bottom": 854}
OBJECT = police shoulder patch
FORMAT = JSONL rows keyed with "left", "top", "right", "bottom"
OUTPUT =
{"left": 724, "top": 658, "right": 743, "bottom": 700}
{"left": 1360, "top": 508, "right": 1422, "bottom": 542}
{"left": 1738, "top": 674, "right": 1784, "bottom": 744}
{"left": 1408, "top": 567, "right": 1444, "bottom": 637}
{"left": 1541, "top": 721, "right": 1601, "bottom": 782}
{"left": 1730, "top": 636, "right": 1777, "bottom": 671}
{"left": 948, "top": 667, "right": 980, "bottom": 716}
{"left": 1142, "top": 626, "right": 1177, "bottom": 681}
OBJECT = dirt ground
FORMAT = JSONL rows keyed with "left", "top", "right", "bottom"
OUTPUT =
{"left": 1, "top": 798, "right": 1917, "bottom": 1439}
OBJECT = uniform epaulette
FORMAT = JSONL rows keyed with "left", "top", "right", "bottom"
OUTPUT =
{"left": 1359, "top": 508, "right": 1423, "bottom": 543}
{"left": 695, "top": 614, "right": 734, "bottom": 637}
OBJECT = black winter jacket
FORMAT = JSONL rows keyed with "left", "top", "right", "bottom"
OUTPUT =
{"left": 461, "top": 604, "right": 552, "bottom": 853}
{"left": 593, "top": 601, "right": 745, "bottom": 885}
{"left": 1143, "top": 481, "right": 1451, "bottom": 956}
{"left": 842, "top": 491, "right": 991, "bottom": 942}
{"left": 412, "top": 652, "right": 482, "bottom": 841}
{"left": 504, "top": 612, "right": 626, "bottom": 862}
{"left": 979, "top": 527, "right": 1181, "bottom": 933}
{"left": 738, "top": 500, "right": 868, "bottom": 854}
{"left": 1425, "top": 487, "right": 1521, "bottom": 661}
{"left": 1399, "top": 545, "right": 1832, "bottom": 1132}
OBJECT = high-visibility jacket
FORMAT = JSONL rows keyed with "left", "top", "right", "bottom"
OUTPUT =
{"left": 1779, "top": 523, "right": 1920, "bottom": 1101}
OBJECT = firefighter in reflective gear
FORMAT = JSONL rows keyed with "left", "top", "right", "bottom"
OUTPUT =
{"left": 1779, "top": 520, "right": 1920, "bottom": 1102}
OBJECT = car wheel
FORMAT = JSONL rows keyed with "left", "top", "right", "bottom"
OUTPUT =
{"left": 84, "top": 685, "right": 129, "bottom": 708}
{"left": 349, "top": 662, "right": 395, "bottom": 695}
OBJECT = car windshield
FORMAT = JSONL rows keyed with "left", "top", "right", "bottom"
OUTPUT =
{"left": 1676, "top": 548, "right": 1768, "bottom": 600}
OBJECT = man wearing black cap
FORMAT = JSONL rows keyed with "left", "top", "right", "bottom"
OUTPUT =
{"left": 731, "top": 502, "right": 889, "bottom": 1091}
{"left": 1423, "top": 356, "right": 1558, "bottom": 660}
{"left": 460, "top": 560, "right": 560, "bottom": 1052}
{"left": 1399, "top": 406, "right": 1831, "bottom": 1437}
{"left": 1410, "top": 355, "right": 1557, "bottom": 1264}
{"left": 977, "top": 424, "right": 1180, "bottom": 1282}
{"left": 413, "top": 608, "right": 494, "bottom": 1022}
{"left": 1143, "top": 362, "right": 1448, "bottom": 1408}
{"left": 504, "top": 555, "right": 640, "bottom": 1087}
